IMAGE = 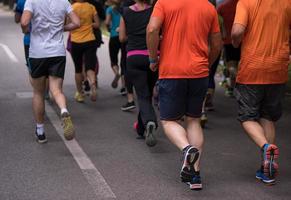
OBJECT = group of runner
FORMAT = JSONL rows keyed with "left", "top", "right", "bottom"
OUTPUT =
{"left": 15, "top": 0, "right": 291, "bottom": 191}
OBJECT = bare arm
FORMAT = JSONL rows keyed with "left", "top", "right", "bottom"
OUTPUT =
{"left": 20, "top": 10, "right": 32, "bottom": 33}
{"left": 92, "top": 14, "right": 100, "bottom": 29}
{"left": 208, "top": 32, "right": 223, "bottom": 67}
{"left": 231, "top": 23, "right": 246, "bottom": 48}
{"left": 105, "top": 13, "right": 112, "bottom": 31}
{"left": 146, "top": 16, "right": 163, "bottom": 71}
{"left": 64, "top": 11, "right": 80, "bottom": 32}
{"left": 119, "top": 17, "right": 127, "bottom": 43}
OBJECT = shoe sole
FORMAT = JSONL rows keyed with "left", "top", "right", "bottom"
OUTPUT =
{"left": 263, "top": 145, "right": 279, "bottom": 178}
{"left": 36, "top": 138, "right": 48, "bottom": 144}
{"left": 255, "top": 175, "right": 276, "bottom": 185}
{"left": 145, "top": 122, "right": 157, "bottom": 147}
{"left": 180, "top": 147, "right": 199, "bottom": 183}
{"left": 121, "top": 105, "right": 136, "bottom": 111}
{"left": 186, "top": 182, "right": 203, "bottom": 190}
{"left": 62, "top": 117, "right": 75, "bottom": 140}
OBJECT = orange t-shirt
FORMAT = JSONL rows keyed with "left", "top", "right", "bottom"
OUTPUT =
{"left": 234, "top": 0, "right": 291, "bottom": 84}
{"left": 151, "top": 0, "right": 220, "bottom": 79}
{"left": 217, "top": 0, "right": 238, "bottom": 45}
{"left": 71, "top": 2, "right": 97, "bottom": 43}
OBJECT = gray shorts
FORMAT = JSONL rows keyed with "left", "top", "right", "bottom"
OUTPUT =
{"left": 234, "top": 83, "right": 286, "bottom": 122}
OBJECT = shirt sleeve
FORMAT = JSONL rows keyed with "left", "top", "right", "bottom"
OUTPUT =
{"left": 65, "top": 1, "right": 73, "bottom": 14}
{"left": 151, "top": 0, "right": 165, "bottom": 22}
{"left": 211, "top": 10, "right": 221, "bottom": 33}
{"left": 234, "top": 0, "right": 248, "bottom": 27}
{"left": 92, "top": 6, "right": 97, "bottom": 16}
{"left": 24, "top": 0, "right": 33, "bottom": 13}
{"left": 15, "top": 0, "right": 24, "bottom": 13}
{"left": 106, "top": 7, "right": 112, "bottom": 16}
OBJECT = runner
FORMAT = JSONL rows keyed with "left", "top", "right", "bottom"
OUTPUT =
{"left": 70, "top": 0, "right": 99, "bottom": 103}
{"left": 105, "top": 0, "right": 122, "bottom": 89}
{"left": 218, "top": 0, "right": 240, "bottom": 97}
{"left": 232, "top": 0, "right": 291, "bottom": 185}
{"left": 119, "top": 0, "right": 158, "bottom": 145}
{"left": 147, "top": 0, "right": 222, "bottom": 190}
{"left": 21, "top": 0, "right": 80, "bottom": 143}
{"left": 14, "top": 0, "right": 30, "bottom": 66}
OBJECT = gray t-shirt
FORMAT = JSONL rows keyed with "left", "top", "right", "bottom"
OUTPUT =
{"left": 24, "top": 0, "right": 72, "bottom": 58}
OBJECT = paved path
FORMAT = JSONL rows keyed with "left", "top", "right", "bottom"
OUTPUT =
{"left": 0, "top": 8, "right": 291, "bottom": 200}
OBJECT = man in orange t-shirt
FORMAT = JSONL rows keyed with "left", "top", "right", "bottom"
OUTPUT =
{"left": 147, "top": 0, "right": 222, "bottom": 190}
{"left": 232, "top": 0, "right": 291, "bottom": 185}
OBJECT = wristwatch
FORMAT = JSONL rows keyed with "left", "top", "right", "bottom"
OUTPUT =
{"left": 149, "top": 57, "right": 157, "bottom": 64}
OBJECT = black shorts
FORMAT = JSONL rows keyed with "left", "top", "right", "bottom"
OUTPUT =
{"left": 109, "top": 36, "right": 121, "bottom": 67}
{"left": 71, "top": 40, "right": 97, "bottom": 73}
{"left": 224, "top": 44, "right": 241, "bottom": 62}
{"left": 28, "top": 56, "right": 66, "bottom": 79}
{"left": 159, "top": 78, "right": 208, "bottom": 120}
{"left": 234, "top": 83, "right": 286, "bottom": 122}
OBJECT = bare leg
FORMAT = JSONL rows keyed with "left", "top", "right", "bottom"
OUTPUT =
{"left": 86, "top": 69, "right": 97, "bottom": 101}
{"left": 127, "top": 92, "right": 134, "bottom": 103}
{"left": 242, "top": 121, "right": 268, "bottom": 148}
{"left": 259, "top": 118, "right": 276, "bottom": 144}
{"left": 49, "top": 76, "right": 67, "bottom": 110}
{"left": 32, "top": 77, "right": 46, "bottom": 124}
{"left": 75, "top": 73, "right": 83, "bottom": 94}
{"left": 161, "top": 120, "right": 190, "bottom": 151}
{"left": 186, "top": 117, "right": 204, "bottom": 171}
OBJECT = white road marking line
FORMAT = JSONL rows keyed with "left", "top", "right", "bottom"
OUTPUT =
{"left": 0, "top": 43, "right": 19, "bottom": 63}
{"left": 45, "top": 101, "right": 116, "bottom": 199}
{"left": 16, "top": 92, "right": 33, "bottom": 99}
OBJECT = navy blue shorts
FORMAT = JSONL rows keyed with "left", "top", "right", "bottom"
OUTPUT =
{"left": 159, "top": 78, "right": 208, "bottom": 120}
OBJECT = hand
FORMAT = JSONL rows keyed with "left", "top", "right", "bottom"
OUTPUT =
{"left": 150, "top": 62, "right": 158, "bottom": 72}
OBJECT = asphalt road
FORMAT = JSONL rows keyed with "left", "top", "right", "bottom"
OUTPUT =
{"left": 0, "top": 7, "right": 291, "bottom": 200}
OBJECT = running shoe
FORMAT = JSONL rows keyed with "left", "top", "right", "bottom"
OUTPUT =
{"left": 61, "top": 112, "right": 75, "bottom": 140}
{"left": 111, "top": 74, "right": 120, "bottom": 89}
{"left": 262, "top": 144, "right": 279, "bottom": 178}
{"left": 121, "top": 101, "right": 136, "bottom": 111}
{"left": 35, "top": 131, "right": 48, "bottom": 144}
{"left": 200, "top": 112, "right": 207, "bottom": 128}
{"left": 145, "top": 121, "right": 157, "bottom": 147}
{"left": 189, "top": 173, "right": 203, "bottom": 190}
{"left": 120, "top": 88, "right": 127, "bottom": 96}
{"left": 90, "top": 84, "right": 97, "bottom": 102}
{"left": 256, "top": 169, "right": 275, "bottom": 185}
{"left": 180, "top": 146, "right": 199, "bottom": 183}
{"left": 74, "top": 92, "right": 85, "bottom": 103}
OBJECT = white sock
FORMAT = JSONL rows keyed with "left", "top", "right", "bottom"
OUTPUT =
{"left": 36, "top": 123, "right": 44, "bottom": 135}
{"left": 61, "top": 108, "right": 69, "bottom": 115}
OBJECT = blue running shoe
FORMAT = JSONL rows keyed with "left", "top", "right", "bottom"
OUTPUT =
{"left": 256, "top": 170, "right": 275, "bottom": 185}
{"left": 180, "top": 146, "right": 199, "bottom": 183}
{"left": 262, "top": 144, "right": 279, "bottom": 178}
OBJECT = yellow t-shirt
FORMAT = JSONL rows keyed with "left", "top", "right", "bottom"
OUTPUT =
{"left": 71, "top": 2, "right": 97, "bottom": 43}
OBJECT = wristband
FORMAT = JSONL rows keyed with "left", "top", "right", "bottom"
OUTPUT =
{"left": 149, "top": 58, "right": 157, "bottom": 64}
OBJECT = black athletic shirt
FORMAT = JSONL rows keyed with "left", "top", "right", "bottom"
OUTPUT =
{"left": 122, "top": 7, "right": 153, "bottom": 51}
